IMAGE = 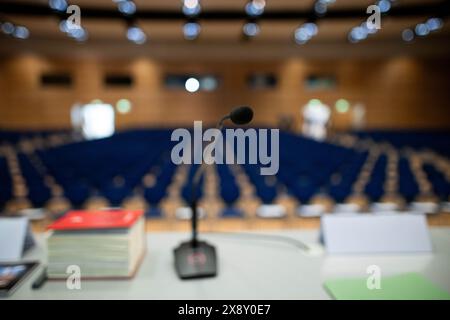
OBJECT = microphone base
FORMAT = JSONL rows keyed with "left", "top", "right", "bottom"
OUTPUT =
{"left": 174, "top": 240, "right": 217, "bottom": 280}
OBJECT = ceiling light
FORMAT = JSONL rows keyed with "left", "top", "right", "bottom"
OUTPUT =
{"left": 183, "top": 22, "right": 201, "bottom": 40}
{"left": 245, "top": 1, "right": 265, "bottom": 17}
{"left": 49, "top": 0, "right": 68, "bottom": 12}
{"left": 415, "top": 23, "right": 429, "bottom": 36}
{"left": 127, "top": 26, "right": 147, "bottom": 44}
{"left": 402, "top": 29, "right": 414, "bottom": 42}
{"left": 294, "top": 22, "right": 318, "bottom": 44}
{"left": 1, "top": 22, "right": 15, "bottom": 35}
{"left": 243, "top": 22, "right": 260, "bottom": 37}
{"left": 13, "top": 26, "right": 29, "bottom": 39}
{"left": 118, "top": 1, "right": 136, "bottom": 15}
{"left": 68, "top": 27, "right": 88, "bottom": 41}
{"left": 116, "top": 99, "right": 132, "bottom": 114}
{"left": 185, "top": 77, "right": 200, "bottom": 93}
{"left": 314, "top": 1, "right": 327, "bottom": 15}
{"left": 335, "top": 99, "right": 350, "bottom": 113}
{"left": 377, "top": 0, "right": 391, "bottom": 13}
{"left": 426, "top": 18, "right": 443, "bottom": 31}
{"left": 183, "top": 0, "right": 201, "bottom": 16}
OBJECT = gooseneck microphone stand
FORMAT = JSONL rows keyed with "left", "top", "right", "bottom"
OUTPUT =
{"left": 190, "top": 114, "right": 229, "bottom": 247}
{"left": 174, "top": 114, "right": 230, "bottom": 279}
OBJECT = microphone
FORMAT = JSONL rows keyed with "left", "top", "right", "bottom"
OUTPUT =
{"left": 229, "top": 106, "right": 254, "bottom": 125}
{"left": 218, "top": 106, "right": 254, "bottom": 127}
{"left": 174, "top": 106, "right": 253, "bottom": 280}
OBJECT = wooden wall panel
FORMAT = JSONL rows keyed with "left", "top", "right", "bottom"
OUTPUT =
{"left": 0, "top": 54, "right": 449, "bottom": 130}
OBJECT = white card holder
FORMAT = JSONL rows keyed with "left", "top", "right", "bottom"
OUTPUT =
{"left": 320, "top": 213, "right": 432, "bottom": 254}
{"left": 256, "top": 204, "right": 287, "bottom": 219}
{"left": 409, "top": 202, "right": 440, "bottom": 214}
{"left": 0, "top": 217, "right": 35, "bottom": 262}
{"left": 175, "top": 206, "right": 206, "bottom": 220}
{"left": 297, "top": 204, "right": 326, "bottom": 217}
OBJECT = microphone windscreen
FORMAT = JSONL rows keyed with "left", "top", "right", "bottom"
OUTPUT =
{"left": 229, "top": 106, "right": 254, "bottom": 125}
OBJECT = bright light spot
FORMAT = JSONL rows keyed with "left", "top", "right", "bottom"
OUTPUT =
{"left": 185, "top": 77, "right": 200, "bottom": 93}
{"left": 314, "top": 2, "right": 327, "bottom": 15}
{"left": 402, "top": 29, "right": 414, "bottom": 42}
{"left": 335, "top": 99, "right": 350, "bottom": 113}
{"left": 1, "top": 22, "right": 14, "bottom": 35}
{"left": 362, "top": 21, "right": 377, "bottom": 34}
{"left": 183, "top": 22, "right": 201, "bottom": 40}
{"left": 303, "top": 22, "right": 318, "bottom": 37}
{"left": 127, "top": 26, "right": 146, "bottom": 44}
{"left": 200, "top": 76, "right": 218, "bottom": 91}
{"left": 294, "top": 22, "right": 318, "bottom": 44}
{"left": 71, "top": 103, "right": 83, "bottom": 130}
{"left": 426, "top": 18, "right": 443, "bottom": 31}
{"left": 243, "top": 22, "right": 260, "bottom": 37}
{"left": 49, "top": 0, "right": 68, "bottom": 12}
{"left": 118, "top": 1, "right": 136, "bottom": 15}
{"left": 252, "top": 0, "right": 266, "bottom": 10}
{"left": 184, "top": 0, "right": 199, "bottom": 9}
{"left": 294, "top": 28, "right": 309, "bottom": 44}
{"left": 183, "top": 5, "right": 201, "bottom": 16}
{"left": 68, "top": 27, "right": 88, "bottom": 41}
{"left": 13, "top": 26, "right": 29, "bottom": 39}
{"left": 80, "top": 103, "right": 115, "bottom": 140}
{"left": 59, "top": 20, "right": 70, "bottom": 33}
{"left": 303, "top": 99, "right": 331, "bottom": 141}
{"left": 415, "top": 23, "right": 429, "bottom": 36}
{"left": 59, "top": 20, "right": 88, "bottom": 41}
{"left": 309, "top": 99, "right": 322, "bottom": 106}
{"left": 245, "top": 1, "right": 265, "bottom": 16}
{"left": 116, "top": 99, "right": 132, "bottom": 114}
{"left": 353, "top": 26, "right": 368, "bottom": 40}
{"left": 377, "top": 0, "right": 391, "bottom": 13}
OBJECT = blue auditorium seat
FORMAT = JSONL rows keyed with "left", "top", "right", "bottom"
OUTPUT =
{"left": 17, "top": 153, "right": 51, "bottom": 207}
{"left": 144, "top": 160, "right": 177, "bottom": 206}
{"left": 217, "top": 164, "right": 243, "bottom": 218}
{"left": 181, "top": 164, "right": 204, "bottom": 204}
{"left": 145, "top": 206, "right": 163, "bottom": 218}
{"left": 277, "top": 131, "right": 356, "bottom": 203}
{"left": 328, "top": 151, "right": 369, "bottom": 202}
{"left": 242, "top": 163, "right": 278, "bottom": 204}
{"left": 352, "top": 130, "right": 450, "bottom": 157}
{"left": 398, "top": 157, "right": 420, "bottom": 202}
{"left": 364, "top": 155, "right": 387, "bottom": 201}
{"left": 0, "top": 155, "right": 12, "bottom": 210}
{"left": 34, "top": 129, "right": 176, "bottom": 207}
{"left": 423, "top": 163, "right": 450, "bottom": 200}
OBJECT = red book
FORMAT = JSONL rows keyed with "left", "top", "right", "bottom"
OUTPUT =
{"left": 47, "top": 210, "right": 144, "bottom": 231}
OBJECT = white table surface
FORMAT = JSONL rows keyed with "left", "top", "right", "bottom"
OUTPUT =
{"left": 6, "top": 228, "right": 450, "bottom": 300}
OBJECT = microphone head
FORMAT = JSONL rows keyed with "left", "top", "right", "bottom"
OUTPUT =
{"left": 229, "top": 106, "right": 254, "bottom": 125}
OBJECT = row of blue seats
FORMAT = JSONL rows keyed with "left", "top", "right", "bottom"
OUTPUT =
{"left": 1, "top": 129, "right": 449, "bottom": 211}
{"left": 0, "top": 129, "right": 69, "bottom": 145}
{"left": 1, "top": 130, "right": 178, "bottom": 209}
{"left": 352, "top": 130, "right": 450, "bottom": 157}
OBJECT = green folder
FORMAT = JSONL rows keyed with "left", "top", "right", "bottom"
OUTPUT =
{"left": 324, "top": 272, "right": 450, "bottom": 300}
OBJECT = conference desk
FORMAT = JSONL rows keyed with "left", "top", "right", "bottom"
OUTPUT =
{"left": 7, "top": 228, "right": 450, "bottom": 300}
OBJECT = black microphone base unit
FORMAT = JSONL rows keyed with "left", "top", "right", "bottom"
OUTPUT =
{"left": 174, "top": 240, "right": 217, "bottom": 279}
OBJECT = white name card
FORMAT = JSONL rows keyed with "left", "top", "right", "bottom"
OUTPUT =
{"left": 256, "top": 204, "right": 287, "bottom": 219}
{"left": 0, "top": 217, "right": 35, "bottom": 262}
{"left": 320, "top": 213, "right": 432, "bottom": 254}
{"left": 175, "top": 207, "right": 206, "bottom": 220}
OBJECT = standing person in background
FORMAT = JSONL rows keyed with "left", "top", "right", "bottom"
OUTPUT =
{"left": 302, "top": 99, "right": 331, "bottom": 141}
